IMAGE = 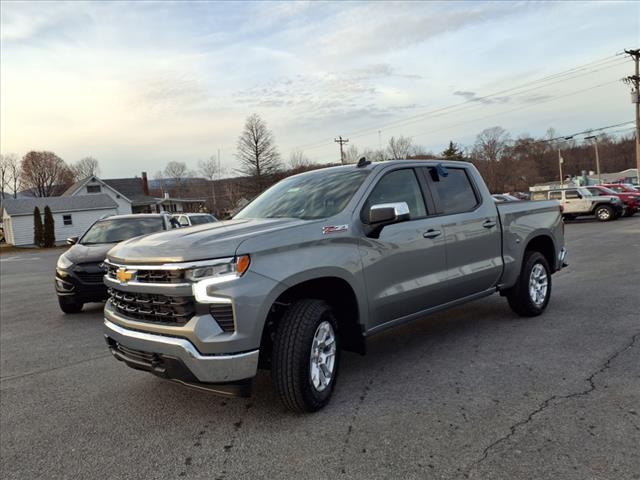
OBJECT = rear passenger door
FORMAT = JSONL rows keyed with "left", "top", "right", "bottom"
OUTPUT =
{"left": 422, "top": 165, "right": 502, "bottom": 302}
{"left": 358, "top": 168, "right": 450, "bottom": 330}
{"left": 564, "top": 189, "right": 590, "bottom": 213}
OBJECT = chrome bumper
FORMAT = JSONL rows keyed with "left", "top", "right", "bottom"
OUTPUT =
{"left": 103, "top": 319, "right": 259, "bottom": 383}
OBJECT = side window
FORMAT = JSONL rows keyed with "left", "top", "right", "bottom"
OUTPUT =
{"left": 531, "top": 192, "right": 547, "bottom": 201}
{"left": 63, "top": 214, "right": 72, "bottom": 225}
{"left": 610, "top": 186, "right": 623, "bottom": 193}
{"left": 178, "top": 216, "right": 189, "bottom": 227}
{"left": 565, "top": 190, "right": 580, "bottom": 199}
{"left": 549, "top": 191, "right": 562, "bottom": 200}
{"left": 362, "top": 169, "right": 426, "bottom": 223}
{"left": 428, "top": 167, "right": 478, "bottom": 214}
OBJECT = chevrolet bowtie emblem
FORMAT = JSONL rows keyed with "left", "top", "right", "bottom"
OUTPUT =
{"left": 116, "top": 267, "right": 134, "bottom": 284}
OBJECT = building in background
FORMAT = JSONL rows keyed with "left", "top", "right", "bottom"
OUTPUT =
{"left": 63, "top": 172, "right": 205, "bottom": 214}
{"left": 1, "top": 195, "right": 117, "bottom": 246}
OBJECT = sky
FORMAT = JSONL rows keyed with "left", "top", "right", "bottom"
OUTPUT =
{"left": 1, "top": 0, "right": 638, "bottom": 178}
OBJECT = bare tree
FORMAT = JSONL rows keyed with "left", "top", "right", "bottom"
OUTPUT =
{"left": 164, "top": 161, "right": 193, "bottom": 197}
{"left": 198, "top": 156, "right": 226, "bottom": 214}
{"left": 0, "top": 154, "right": 9, "bottom": 198}
{"left": 472, "top": 126, "right": 511, "bottom": 162}
{"left": 387, "top": 136, "right": 413, "bottom": 160}
{"left": 361, "top": 148, "right": 386, "bottom": 163}
{"left": 343, "top": 145, "right": 360, "bottom": 164}
{"left": 236, "top": 113, "right": 281, "bottom": 190}
{"left": 288, "top": 149, "right": 312, "bottom": 169}
{"left": 20, "top": 151, "right": 74, "bottom": 197}
{"left": 71, "top": 156, "right": 100, "bottom": 180}
{"left": 5, "top": 154, "right": 21, "bottom": 198}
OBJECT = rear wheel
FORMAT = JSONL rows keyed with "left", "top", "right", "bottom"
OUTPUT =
{"left": 272, "top": 299, "right": 339, "bottom": 413}
{"left": 595, "top": 205, "right": 614, "bottom": 222}
{"left": 58, "top": 296, "right": 83, "bottom": 314}
{"left": 507, "top": 251, "right": 552, "bottom": 317}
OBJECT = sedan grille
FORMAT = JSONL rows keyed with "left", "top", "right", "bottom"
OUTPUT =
{"left": 108, "top": 288, "right": 195, "bottom": 325}
{"left": 76, "top": 271, "right": 106, "bottom": 283}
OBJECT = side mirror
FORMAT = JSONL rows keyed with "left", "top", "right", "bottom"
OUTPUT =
{"left": 369, "top": 202, "right": 410, "bottom": 224}
{"left": 66, "top": 236, "right": 78, "bottom": 245}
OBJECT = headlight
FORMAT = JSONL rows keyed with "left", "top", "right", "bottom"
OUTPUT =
{"left": 190, "top": 255, "right": 250, "bottom": 304}
{"left": 57, "top": 254, "right": 73, "bottom": 269}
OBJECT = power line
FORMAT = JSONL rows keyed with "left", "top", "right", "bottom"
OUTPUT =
{"left": 294, "top": 53, "right": 629, "bottom": 152}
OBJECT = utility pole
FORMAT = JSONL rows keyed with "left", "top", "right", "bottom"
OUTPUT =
{"left": 585, "top": 135, "right": 601, "bottom": 184}
{"left": 335, "top": 136, "right": 349, "bottom": 165}
{"left": 558, "top": 148, "right": 564, "bottom": 187}
{"left": 624, "top": 49, "right": 640, "bottom": 185}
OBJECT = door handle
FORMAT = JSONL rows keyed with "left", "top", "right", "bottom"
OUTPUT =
{"left": 423, "top": 229, "right": 442, "bottom": 239}
{"left": 482, "top": 220, "right": 497, "bottom": 229}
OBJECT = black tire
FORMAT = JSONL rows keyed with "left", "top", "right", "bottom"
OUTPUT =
{"left": 624, "top": 209, "right": 634, "bottom": 217}
{"left": 272, "top": 299, "right": 340, "bottom": 413}
{"left": 58, "top": 296, "right": 83, "bottom": 314}
{"left": 594, "top": 205, "right": 614, "bottom": 222}
{"left": 563, "top": 214, "right": 577, "bottom": 221}
{"left": 507, "top": 251, "right": 552, "bottom": 317}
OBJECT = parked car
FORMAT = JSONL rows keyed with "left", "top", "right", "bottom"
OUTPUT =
{"left": 173, "top": 213, "right": 218, "bottom": 227}
{"left": 55, "top": 214, "right": 178, "bottom": 314}
{"left": 492, "top": 193, "right": 521, "bottom": 203}
{"left": 584, "top": 185, "right": 639, "bottom": 217}
{"left": 103, "top": 160, "right": 566, "bottom": 412}
{"left": 602, "top": 183, "right": 640, "bottom": 194}
{"left": 531, "top": 187, "right": 624, "bottom": 221}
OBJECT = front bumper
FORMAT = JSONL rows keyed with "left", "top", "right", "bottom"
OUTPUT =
{"left": 103, "top": 319, "right": 259, "bottom": 384}
{"left": 55, "top": 268, "right": 107, "bottom": 302}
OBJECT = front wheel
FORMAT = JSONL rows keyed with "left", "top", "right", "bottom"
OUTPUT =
{"left": 272, "top": 299, "right": 339, "bottom": 413}
{"left": 595, "top": 205, "right": 614, "bottom": 222}
{"left": 506, "top": 251, "right": 552, "bottom": 317}
{"left": 58, "top": 296, "right": 83, "bottom": 314}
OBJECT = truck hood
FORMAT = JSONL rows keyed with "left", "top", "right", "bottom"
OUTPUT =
{"left": 106, "top": 218, "right": 307, "bottom": 264}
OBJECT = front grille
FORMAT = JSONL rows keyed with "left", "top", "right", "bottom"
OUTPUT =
{"left": 76, "top": 271, "right": 106, "bottom": 283}
{"left": 209, "top": 304, "right": 235, "bottom": 332}
{"left": 106, "top": 264, "right": 185, "bottom": 284}
{"left": 109, "top": 288, "right": 195, "bottom": 325}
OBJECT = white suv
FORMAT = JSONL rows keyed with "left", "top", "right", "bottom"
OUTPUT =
{"left": 174, "top": 213, "right": 218, "bottom": 227}
{"left": 532, "top": 187, "right": 624, "bottom": 221}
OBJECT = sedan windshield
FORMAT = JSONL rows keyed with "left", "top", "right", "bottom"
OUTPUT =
{"left": 235, "top": 169, "right": 370, "bottom": 220}
{"left": 80, "top": 217, "right": 165, "bottom": 244}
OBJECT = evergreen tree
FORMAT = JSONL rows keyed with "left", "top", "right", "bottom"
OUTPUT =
{"left": 441, "top": 141, "right": 465, "bottom": 160}
{"left": 43, "top": 205, "right": 55, "bottom": 248}
{"left": 33, "top": 207, "right": 44, "bottom": 247}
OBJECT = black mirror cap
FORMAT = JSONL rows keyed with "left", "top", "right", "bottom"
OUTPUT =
{"left": 66, "top": 236, "right": 79, "bottom": 245}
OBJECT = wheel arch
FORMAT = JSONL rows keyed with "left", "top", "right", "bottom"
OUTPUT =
{"left": 259, "top": 275, "right": 365, "bottom": 367}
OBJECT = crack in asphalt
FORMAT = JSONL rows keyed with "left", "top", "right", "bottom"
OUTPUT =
{"left": 462, "top": 332, "right": 640, "bottom": 478}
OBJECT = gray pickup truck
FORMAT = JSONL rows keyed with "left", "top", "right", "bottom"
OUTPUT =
{"left": 103, "top": 160, "right": 567, "bottom": 412}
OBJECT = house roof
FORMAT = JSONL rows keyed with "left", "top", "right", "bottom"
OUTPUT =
{"left": 101, "top": 178, "right": 157, "bottom": 205}
{"left": 2, "top": 194, "right": 117, "bottom": 216}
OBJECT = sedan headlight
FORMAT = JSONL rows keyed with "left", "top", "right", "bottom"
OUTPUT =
{"left": 190, "top": 255, "right": 250, "bottom": 303}
{"left": 56, "top": 254, "right": 73, "bottom": 270}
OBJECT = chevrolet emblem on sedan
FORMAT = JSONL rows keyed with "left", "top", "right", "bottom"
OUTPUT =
{"left": 115, "top": 267, "right": 135, "bottom": 284}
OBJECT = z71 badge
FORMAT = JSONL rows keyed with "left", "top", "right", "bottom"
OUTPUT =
{"left": 322, "top": 225, "right": 348, "bottom": 235}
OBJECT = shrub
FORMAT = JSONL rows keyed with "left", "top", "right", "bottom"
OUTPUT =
{"left": 43, "top": 205, "right": 55, "bottom": 248}
{"left": 33, "top": 207, "right": 44, "bottom": 247}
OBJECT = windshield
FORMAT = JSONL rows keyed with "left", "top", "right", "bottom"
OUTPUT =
{"left": 189, "top": 215, "right": 216, "bottom": 225}
{"left": 594, "top": 186, "right": 617, "bottom": 195}
{"left": 235, "top": 169, "right": 370, "bottom": 220}
{"left": 80, "top": 217, "right": 165, "bottom": 244}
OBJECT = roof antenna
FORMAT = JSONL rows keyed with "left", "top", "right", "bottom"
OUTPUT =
{"left": 357, "top": 157, "right": 371, "bottom": 168}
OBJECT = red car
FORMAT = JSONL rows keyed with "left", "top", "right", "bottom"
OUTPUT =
{"left": 585, "top": 185, "right": 640, "bottom": 217}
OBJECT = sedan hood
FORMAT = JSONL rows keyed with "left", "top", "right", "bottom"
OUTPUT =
{"left": 107, "top": 218, "right": 307, "bottom": 264}
{"left": 64, "top": 242, "right": 116, "bottom": 265}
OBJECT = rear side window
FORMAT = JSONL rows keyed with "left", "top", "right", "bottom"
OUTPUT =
{"left": 565, "top": 190, "right": 580, "bottom": 199}
{"left": 428, "top": 167, "right": 478, "bottom": 214}
{"left": 549, "top": 191, "right": 562, "bottom": 200}
{"left": 362, "top": 169, "right": 426, "bottom": 223}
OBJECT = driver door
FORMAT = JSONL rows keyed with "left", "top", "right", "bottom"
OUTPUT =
{"left": 358, "top": 168, "right": 449, "bottom": 331}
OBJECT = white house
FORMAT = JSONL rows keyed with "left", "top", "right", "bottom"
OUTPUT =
{"left": 62, "top": 172, "right": 206, "bottom": 214}
{"left": 1, "top": 195, "right": 118, "bottom": 246}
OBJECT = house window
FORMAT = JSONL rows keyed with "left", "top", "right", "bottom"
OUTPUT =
{"left": 87, "top": 185, "right": 101, "bottom": 193}
{"left": 63, "top": 214, "right": 73, "bottom": 226}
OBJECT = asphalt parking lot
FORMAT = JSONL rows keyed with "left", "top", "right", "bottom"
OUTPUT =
{"left": 1, "top": 217, "right": 639, "bottom": 480}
